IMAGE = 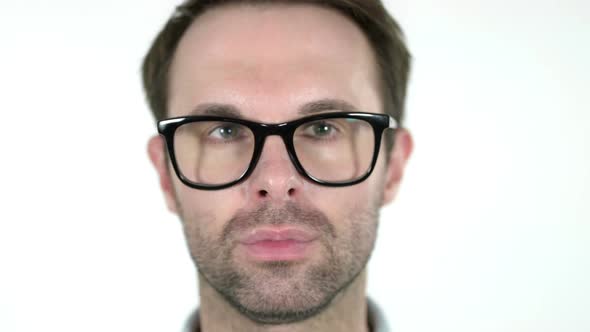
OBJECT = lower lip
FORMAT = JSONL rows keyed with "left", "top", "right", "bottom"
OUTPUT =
{"left": 239, "top": 240, "right": 316, "bottom": 261}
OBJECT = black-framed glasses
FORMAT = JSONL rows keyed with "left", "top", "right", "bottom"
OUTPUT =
{"left": 157, "top": 112, "right": 397, "bottom": 190}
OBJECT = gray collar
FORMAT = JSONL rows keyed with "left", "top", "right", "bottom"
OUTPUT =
{"left": 185, "top": 297, "right": 390, "bottom": 332}
{"left": 367, "top": 297, "right": 390, "bottom": 332}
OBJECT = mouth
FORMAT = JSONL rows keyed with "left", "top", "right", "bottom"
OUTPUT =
{"left": 236, "top": 227, "right": 319, "bottom": 262}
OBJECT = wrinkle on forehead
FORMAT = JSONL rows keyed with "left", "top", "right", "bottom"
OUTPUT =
{"left": 174, "top": 3, "right": 374, "bottom": 69}
{"left": 168, "top": 3, "right": 382, "bottom": 121}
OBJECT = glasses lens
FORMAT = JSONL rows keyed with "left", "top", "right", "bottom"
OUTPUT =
{"left": 173, "top": 121, "right": 255, "bottom": 186}
{"left": 293, "top": 117, "right": 375, "bottom": 183}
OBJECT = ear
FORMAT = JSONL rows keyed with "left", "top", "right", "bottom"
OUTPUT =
{"left": 147, "top": 135, "right": 178, "bottom": 214}
{"left": 381, "top": 128, "right": 413, "bottom": 206}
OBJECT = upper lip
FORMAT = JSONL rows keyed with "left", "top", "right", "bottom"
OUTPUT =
{"left": 237, "top": 227, "right": 319, "bottom": 245}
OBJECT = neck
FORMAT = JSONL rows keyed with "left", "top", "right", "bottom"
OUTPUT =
{"left": 197, "top": 269, "right": 370, "bottom": 332}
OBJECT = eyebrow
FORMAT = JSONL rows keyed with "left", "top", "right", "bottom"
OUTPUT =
{"left": 189, "top": 103, "right": 243, "bottom": 118}
{"left": 188, "top": 98, "right": 360, "bottom": 120}
{"left": 298, "top": 98, "right": 361, "bottom": 115}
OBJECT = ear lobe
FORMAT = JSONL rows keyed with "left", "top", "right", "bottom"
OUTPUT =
{"left": 147, "top": 135, "right": 178, "bottom": 214}
{"left": 381, "top": 128, "right": 413, "bottom": 206}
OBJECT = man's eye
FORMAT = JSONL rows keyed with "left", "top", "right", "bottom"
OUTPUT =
{"left": 208, "top": 125, "right": 241, "bottom": 140}
{"left": 313, "top": 123, "right": 333, "bottom": 136}
{"left": 303, "top": 121, "right": 338, "bottom": 138}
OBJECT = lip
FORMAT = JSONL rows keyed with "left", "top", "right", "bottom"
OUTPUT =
{"left": 237, "top": 227, "right": 319, "bottom": 262}
{"left": 238, "top": 227, "right": 319, "bottom": 245}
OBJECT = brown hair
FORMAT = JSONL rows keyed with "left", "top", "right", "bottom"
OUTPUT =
{"left": 142, "top": 0, "right": 411, "bottom": 151}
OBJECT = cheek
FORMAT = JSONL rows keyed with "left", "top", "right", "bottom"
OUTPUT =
{"left": 310, "top": 183, "right": 376, "bottom": 230}
{"left": 311, "top": 150, "right": 387, "bottom": 211}
{"left": 175, "top": 184, "right": 244, "bottom": 236}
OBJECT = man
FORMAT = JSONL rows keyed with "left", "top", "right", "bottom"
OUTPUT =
{"left": 143, "top": 0, "right": 413, "bottom": 331}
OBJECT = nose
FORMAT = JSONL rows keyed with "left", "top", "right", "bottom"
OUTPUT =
{"left": 245, "top": 136, "right": 304, "bottom": 202}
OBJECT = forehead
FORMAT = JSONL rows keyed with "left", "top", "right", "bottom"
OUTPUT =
{"left": 168, "top": 3, "right": 382, "bottom": 121}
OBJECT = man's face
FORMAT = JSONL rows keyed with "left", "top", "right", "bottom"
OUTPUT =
{"left": 148, "top": 4, "right": 409, "bottom": 324}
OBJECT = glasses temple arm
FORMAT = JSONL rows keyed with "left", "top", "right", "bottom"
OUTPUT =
{"left": 388, "top": 116, "right": 398, "bottom": 129}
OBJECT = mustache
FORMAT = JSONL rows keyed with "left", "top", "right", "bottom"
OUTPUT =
{"left": 221, "top": 202, "right": 336, "bottom": 242}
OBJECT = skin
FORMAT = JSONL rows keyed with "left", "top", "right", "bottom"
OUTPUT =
{"left": 148, "top": 4, "right": 413, "bottom": 332}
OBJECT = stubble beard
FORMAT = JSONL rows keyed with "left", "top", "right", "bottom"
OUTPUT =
{"left": 180, "top": 200, "right": 380, "bottom": 324}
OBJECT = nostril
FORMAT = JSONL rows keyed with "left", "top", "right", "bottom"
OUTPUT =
{"left": 258, "top": 190, "right": 269, "bottom": 198}
{"left": 288, "top": 188, "right": 295, "bottom": 196}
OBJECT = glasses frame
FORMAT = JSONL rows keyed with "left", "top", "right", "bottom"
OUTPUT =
{"left": 157, "top": 112, "right": 398, "bottom": 190}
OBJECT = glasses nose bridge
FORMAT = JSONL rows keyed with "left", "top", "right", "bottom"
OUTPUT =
{"left": 255, "top": 122, "right": 298, "bottom": 167}
{"left": 260, "top": 122, "right": 289, "bottom": 135}
{"left": 258, "top": 122, "right": 293, "bottom": 145}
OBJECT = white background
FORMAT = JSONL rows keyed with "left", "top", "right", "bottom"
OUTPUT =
{"left": 1, "top": 0, "right": 588, "bottom": 331}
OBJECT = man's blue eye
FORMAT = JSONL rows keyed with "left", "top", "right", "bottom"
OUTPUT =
{"left": 303, "top": 121, "right": 337, "bottom": 138}
{"left": 313, "top": 123, "right": 333, "bottom": 136}
{"left": 209, "top": 125, "right": 241, "bottom": 139}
